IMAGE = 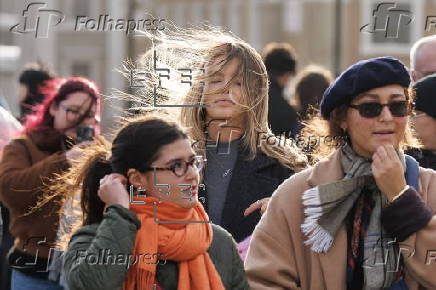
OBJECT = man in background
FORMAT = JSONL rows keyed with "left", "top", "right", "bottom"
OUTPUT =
{"left": 410, "top": 35, "right": 436, "bottom": 82}
{"left": 407, "top": 74, "right": 436, "bottom": 170}
{"left": 17, "top": 63, "right": 54, "bottom": 121}
{"left": 262, "top": 43, "right": 300, "bottom": 136}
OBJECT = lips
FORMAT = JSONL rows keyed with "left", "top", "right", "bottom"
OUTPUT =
{"left": 373, "top": 130, "right": 395, "bottom": 139}
{"left": 374, "top": 130, "right": 394, "bottom": 134}
{"left": 190, "top": 185, "right": 198, "bottom": 196}
{"left": 180, "top": 185, "right": 198, "bottom": 196}
{"left": 214, "top": 99, "right": 235, "bottom": 106}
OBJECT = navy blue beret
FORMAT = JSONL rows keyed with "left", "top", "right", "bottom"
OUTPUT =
{"left": 320, "top": 56, "right": 411, "bottom": 119}
{"left": 413, "top": 73, "right": 436, "bottom": 119}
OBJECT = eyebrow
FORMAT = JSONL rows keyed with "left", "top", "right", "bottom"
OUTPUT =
{"left": 164, "top": 154, "right": 196, "bottom": 166}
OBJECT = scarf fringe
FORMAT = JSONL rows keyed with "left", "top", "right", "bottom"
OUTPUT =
{"left": 302, "top": 221, "right": 333, "bottom": 253}
{"left": 301, "top": 187, "right": 334, "bottom": 253}
{"left": 302, "top": 186, "right": 321, "bottom": 206}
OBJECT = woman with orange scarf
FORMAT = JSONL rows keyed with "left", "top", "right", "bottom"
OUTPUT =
{"left": 61, "top": 114, "right": 249, "bottom": 290}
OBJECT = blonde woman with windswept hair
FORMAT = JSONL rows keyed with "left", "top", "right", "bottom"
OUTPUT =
{"left": 128, "top": 24, "right": 307, "bottom": 244}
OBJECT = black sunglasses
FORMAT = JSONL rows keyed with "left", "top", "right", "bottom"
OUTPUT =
{"left": 347, "top": 101, "right": 411, "bottom": 118}
{"left": 144, "top": 155, "right": 206, "bottom": 177}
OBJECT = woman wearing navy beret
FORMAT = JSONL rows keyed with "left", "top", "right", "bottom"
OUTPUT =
{"left": 246, "top": 56, "right": 436, "bottom": 290}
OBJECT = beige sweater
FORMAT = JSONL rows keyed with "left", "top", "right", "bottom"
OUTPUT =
{"left": 245, "top": 149, "right": 436, "bottom": 290}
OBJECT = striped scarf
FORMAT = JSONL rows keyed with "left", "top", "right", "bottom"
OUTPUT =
{"left": 301, "top": 144, "right": 405, "bottom": 289}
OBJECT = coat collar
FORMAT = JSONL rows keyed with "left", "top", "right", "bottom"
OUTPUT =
{"left": 307, "top": 149, "right": 344, "bottom": 187}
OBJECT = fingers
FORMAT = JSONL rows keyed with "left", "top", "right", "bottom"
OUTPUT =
{"left": 384, "top": 144, "right": 398, "bottom": 160}
{"left": 244, "top": 200, "right": 262, "bottom": 216}
{"left": 371, "top": 144, "right": 406, "bottom": 199}
{"left": 260, "top": 202, "right": 268, "bottom": 214}
{"left": 244, "top": 198, "right": 270, "bottom": 216}
{"left": 373, "top": 144, "right": 398, "bottom": 161}
{"left": 376, "top": 145, "right": 388, "bottom": 160}
{"left": 108, "top": 173, "right": 127, "bottom": 184}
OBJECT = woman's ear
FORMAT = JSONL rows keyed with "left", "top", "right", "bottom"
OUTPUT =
{"left": 127, "top": 169, "right": 148, "bottom": 190}
{"left": 339, "top": 117, "right": 348, "bottom": 132}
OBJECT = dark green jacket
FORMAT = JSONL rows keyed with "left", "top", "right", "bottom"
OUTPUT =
{"left": 63, "top": 205, "right": 250, "bottom": 290}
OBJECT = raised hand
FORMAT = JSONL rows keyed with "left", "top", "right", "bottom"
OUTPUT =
{"left": 371, "top": 144, "right": 407, "bottom": 202}
{"left": 98, "top": 173, "right": 130, "bottom": 208}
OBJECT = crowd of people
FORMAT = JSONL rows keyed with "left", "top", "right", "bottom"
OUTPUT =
{"left": 0, "top": 25, "right": 435, "bottom": 290}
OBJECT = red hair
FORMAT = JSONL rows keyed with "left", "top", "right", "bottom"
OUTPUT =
{"left": 23, "top": 77, "right": 101, "bottom": 148}
{"left": 24, "top": 76, "right": 102, "bottom": 134}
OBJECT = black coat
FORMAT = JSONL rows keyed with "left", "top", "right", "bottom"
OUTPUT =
{"left": 200, "top": 146, "right": 293, "bottom": 242}
{"left": 406, "top": 148, "right": 436, "bottom": 171}
{"left": 268, "top": 80, "right": 300, "bottom": 136}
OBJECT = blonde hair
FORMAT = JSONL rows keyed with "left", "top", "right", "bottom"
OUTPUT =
{"left": 124, "top": 23, "right": 307, "bottom": 171}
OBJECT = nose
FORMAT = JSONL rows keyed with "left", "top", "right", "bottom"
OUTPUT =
{"left": 184, "top": 163, "right": 199, "bottom": 182}
{"left": 379, "top": 105, "right": 393, "bottom": 121}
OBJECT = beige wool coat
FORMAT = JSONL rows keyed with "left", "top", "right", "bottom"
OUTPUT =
{"left": 245, "top": 149, "right": 436, "bottom": 290}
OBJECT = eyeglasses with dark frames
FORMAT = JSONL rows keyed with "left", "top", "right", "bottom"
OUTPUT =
{"left": 59, "top": 104, "right": 97, "bottom": 121}
{"left": 144, "top": 155, "right": 206, "bottom": 177}
{"left": 347, "top": 101, "right": 411, "bottom": 118}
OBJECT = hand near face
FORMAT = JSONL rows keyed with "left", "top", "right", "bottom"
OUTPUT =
{"left": 371, "top": 144, "right": 407, "bottom": 202}
{"left": 98, "top": 173, "right": 130, "bottom": 208}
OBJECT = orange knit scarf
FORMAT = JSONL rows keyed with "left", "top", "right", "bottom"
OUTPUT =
{"left": 123, "top": 197, "right": 225, "bottom": 290}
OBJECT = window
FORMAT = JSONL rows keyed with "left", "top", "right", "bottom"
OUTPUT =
{"left": 72, "top": 62, "right": 90, "bottom": 77}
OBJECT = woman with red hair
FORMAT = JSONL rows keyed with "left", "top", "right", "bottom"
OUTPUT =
{"left": 0, "top": 77, "right": 101, "bottom": 290}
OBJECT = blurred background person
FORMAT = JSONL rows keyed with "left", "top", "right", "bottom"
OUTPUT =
{"left": 292, "top": 65, "right": 333, "bottom": 121}
{"left": 0, "top": 107, "right": 22, "bottom": 157}
{"left": 0, "top": 77, "right": 101, "bottom": 290}
{"left": 0, "top": 106, "right": 22, "bottom": 270}
{"left": 17, "top": 63, "right": 55, "bottom": 122}
{"left": 0, "top": 97, "right": 23, "bottom": 290}
{"left": 410, "top": 35, "right": 436, "bottom": 83}
{"left": 262, "top": 42, "right": 300, "bottom": 137}
{"left": 407, "top": 74, "right": 436, "bottom": 170}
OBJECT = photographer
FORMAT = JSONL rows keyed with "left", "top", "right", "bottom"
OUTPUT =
{"left": 0, "top": 77, "right": 101, "bottom": 289}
